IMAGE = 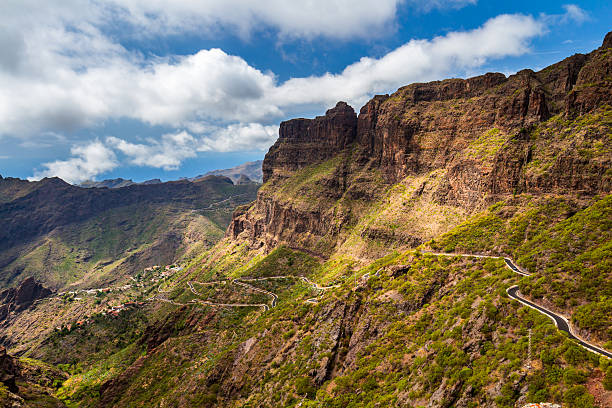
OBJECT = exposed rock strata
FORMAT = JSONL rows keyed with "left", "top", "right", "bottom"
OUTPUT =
{"left": 0, "top": 277, "right": 51, "bottom": 321}
{"left": 229, "top": 33, "right": 612, "bottom": 256}
{"left": 262, "top": 102, "right": 357, "bottom": 183}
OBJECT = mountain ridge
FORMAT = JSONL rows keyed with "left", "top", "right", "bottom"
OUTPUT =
{"left": 230, "top": 34, "right": 611, "bottom": 259}
{"left": 0, "top": 31, "right": 610, "bottom": 408}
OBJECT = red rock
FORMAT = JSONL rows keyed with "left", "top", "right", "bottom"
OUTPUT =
{"left": 262, "top": 101, "right": 357, "bottom": 183}
{"left": 228, "top": 31, "right": 612, "bottom": 256}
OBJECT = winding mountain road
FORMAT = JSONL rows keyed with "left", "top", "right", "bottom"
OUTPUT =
{"left": 506, "top": 285, "right": 611, "bottom": 358}
{"left": 46, "top": 251, "right": 611, "bottom": 359}
{"left": 187, "top": 281, "right": 271, "bottom": 310}
{"left": 425, "top": 252, "right": 611, "bottom": 359}
{"left": 173, "top": 275, "right": 339, "bottom": 309}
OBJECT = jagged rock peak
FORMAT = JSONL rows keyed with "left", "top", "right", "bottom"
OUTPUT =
{"left": 602, "top": 31, "right": 612, "bottom": 49}
{"left": 325, "top": 101, "right": 355, "bottom": 116}
{"left": 262, "top": 101, "right": 357, "bottom": 182}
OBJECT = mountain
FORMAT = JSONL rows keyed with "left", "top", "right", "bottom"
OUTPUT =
{"left": 1, "top": 33, "right": 611, "bottom": 408}
{"left": 79, "top": 178, "right": 135, "bottom": 189}
{"left": 79, "top": 161, "right": 264, "bottom": 189}
{"left": 197, "top": 160, "right": 264, "bottom": 183}
{"left": 0, "top": 175, "right": 258, "bottom": 290}
{"left": 79, "top": 178, "right": 163, "bottom": 188}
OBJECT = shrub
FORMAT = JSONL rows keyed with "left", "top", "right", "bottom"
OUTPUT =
{"left": 295, "top": 376, "right": 315, "bottom": 398}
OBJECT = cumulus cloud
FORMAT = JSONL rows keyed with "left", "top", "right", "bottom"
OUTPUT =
{"left": 29, "top": 125, "right": 279, "bottom": 182}
{"left": 111, "top": 0, "right": 405, "bottom": 40}
{"left": 107, "top": 131, "right": 197, "bottom": 170}
{"left": 1, "top": 12, "right": 546, "bottom": 138}
{"left": 561, "top": 4, "right": 589, "bottom": 24}
{"left": 29, "top": 141, "right": 118, "bottom": 184}
{"left": 270, "top": 14, "right": 544, "bottom": 109}
{"left": 198, "top": 123, "right": 279, "bottom": 152}
{"left": 0, "top": 2, "right": 576, "bottom": 180}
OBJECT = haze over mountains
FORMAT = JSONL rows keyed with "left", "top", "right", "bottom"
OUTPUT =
{"left": 0, "top": 31, "right": 611, "bottom": 408}
{"left": 78, "top": 160, "right": 264, "bottom": 188}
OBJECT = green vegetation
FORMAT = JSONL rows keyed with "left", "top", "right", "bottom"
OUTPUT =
{"left": 466, "top": 128, "right": 509, "bottom": 160}
{"left": 524, "top": 105, "right": 612, "bottom": 182}
{"left": 235, "top": 246, "right": 319, "bottom": 278}
{"left": 431, "top": 194, "right": 612, "bottom": 343}
{"left": 2, "top": 203, "right": 225, "bottom": 288}
{"left": 42, "top": 243, "right": 608, "bottom": 407}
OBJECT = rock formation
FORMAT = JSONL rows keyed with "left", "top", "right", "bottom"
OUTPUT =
{"left": 0, "top": 277, "right": 52, "bottom": 321}
{"left": 0, "top": 346, "right": 19, "bottom": 393}
{"left": 262, "top": 102, "right": 357, "bottom": 182}
{"left": 230, "top": 32, "right": 612, "bottom": 257}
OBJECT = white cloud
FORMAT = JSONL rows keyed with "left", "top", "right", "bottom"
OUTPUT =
{"left": 107, "top": 131, "right": 197, "bottom": 170}
{"left": 29, "top": 141, "right": 118, "bottom": 184}
{"left": 0, "top": 2, "right": 576, "bottom": 179}
{"left": 198, "top": 123, "right": 279, "bottom": 152}
{"left": 28, "top": 125, "right": 278, "bottom": 182}
{"left": 561, "top": 4, "right": 589, "bottom": 24}
{"left": 1, "top": 12, "right": 545, "bottom": 140}
{"left": 110, "top": 0, "right": 405, "bottom": 40}
{"left": 269, "top": 14, "right": 544, "bottom": 109}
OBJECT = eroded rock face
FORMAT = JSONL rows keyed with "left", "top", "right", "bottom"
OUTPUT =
{"left": 0, "top": 346, "right": 19, "bottom": 393}
{"left": 262, "top": 102, "right": 357, "bottom": 183}
{"left": 230, "top": 32, "right": 612, "bottom": 256}
{"left": 0, "top": 277, "right": 52, "bottom": 321}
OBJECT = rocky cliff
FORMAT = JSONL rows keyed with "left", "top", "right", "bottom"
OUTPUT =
{"left": 0, "top": 277, "right": 52, "bottom": 322}
{"left": 0, "top": 346, "right": 66, "bottom": 407}
{"left": 262, "top": 102, "right": 358, "bottom": 183}
{"left": 229, "top": 33, "right": 612, "bottom": 257}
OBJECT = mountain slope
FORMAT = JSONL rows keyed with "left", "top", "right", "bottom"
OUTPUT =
{"left": 199, "top": 160, "right": 263, "bottom": 183}
{"left": 0, "top": 176, "right": 258, "bottom": 291}
{"left": 2, "top": 32, "right": 611, "bottom": 408}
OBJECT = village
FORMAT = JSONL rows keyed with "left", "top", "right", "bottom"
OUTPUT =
{"left": 54, "top": 263, "right": 184, "bottom": 333}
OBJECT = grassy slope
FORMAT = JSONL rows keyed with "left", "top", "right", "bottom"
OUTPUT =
{"left": 49, "top": 188, "right": 611, "bottom": 407}
{"left": 430, "top": 194, "right": 611, "bottom": 346}
{"left": 58, "top": 252, "right": 610, "bottom": 408}
{"left": 2, "top": 203, "right": 225, "bottom": 289}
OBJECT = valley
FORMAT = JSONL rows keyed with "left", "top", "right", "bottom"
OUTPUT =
{"left": 0, "top": 31, "right": 611, "bottom": 408}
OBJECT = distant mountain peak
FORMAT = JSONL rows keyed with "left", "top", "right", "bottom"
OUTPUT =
{"left": 79, "top": 178, "right": 134, "bottom": 189}
{"left": 195, "top": 160, "right": 263, "bottom": 184}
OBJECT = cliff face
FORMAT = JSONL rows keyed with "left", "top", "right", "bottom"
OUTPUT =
{"left": 262, "top": 102, "right": 358, "bottom": 183}
{"left": 0, "top": 346, "right": 66, "bottom": 407}
{"left": 230, "top": 33, "right": 612, "bottom": 257}
{"left": 0, "top": 277, "right": 52, "bottom": 322}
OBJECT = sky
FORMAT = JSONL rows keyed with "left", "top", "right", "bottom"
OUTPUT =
{"left": 0, "top": 1, "right": 610, "bottom": 184}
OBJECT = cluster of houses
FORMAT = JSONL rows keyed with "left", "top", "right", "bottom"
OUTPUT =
{"left": 142, "top": 264, "right": 183, "bottom": 280}
{"left": 103, "top": 301, "right": 146, "bottom": 317}
{"left": 54, "top": 262, "right": 183, "bottom": 333}
{"left": 55, "top": 300, "right": 147, "bottom": 332}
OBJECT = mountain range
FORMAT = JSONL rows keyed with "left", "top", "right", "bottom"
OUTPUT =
{"left": 78, "top": 160, "right": 264, "bottom": 189}
{"left": 0, "top": 32, "right": 610, "bottom": 408}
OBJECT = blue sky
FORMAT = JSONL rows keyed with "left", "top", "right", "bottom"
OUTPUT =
{"left": 0, "top": 0, "right": 610, "bottom": 183}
